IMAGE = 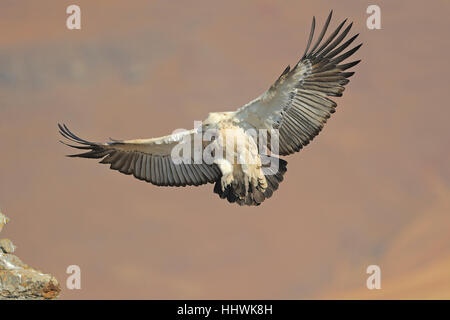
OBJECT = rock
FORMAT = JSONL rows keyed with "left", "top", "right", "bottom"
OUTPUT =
{"left": 0, "top": 211, "right": 8, "bottom": 233}
{"left": 0, "top": 210, "right": 61, "bottom": 300}
{"left": 0, "top": 239, "right": 16, "bottom": 253}
{"left": 0, "top": 252, "right": 60, "bottom": 300}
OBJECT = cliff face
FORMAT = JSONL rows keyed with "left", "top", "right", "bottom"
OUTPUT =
{"left": 0, "top": 211, "right": 61, "bottom": 300}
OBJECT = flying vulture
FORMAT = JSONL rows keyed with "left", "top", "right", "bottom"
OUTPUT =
{"left": 59, "top": 11, "right": 362, "bottom": 206}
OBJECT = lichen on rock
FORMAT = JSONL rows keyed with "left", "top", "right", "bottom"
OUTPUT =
{"left": 0, "top": 210, "right": 61, "bottom": 300}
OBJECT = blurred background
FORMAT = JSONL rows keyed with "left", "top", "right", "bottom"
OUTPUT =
{"left": 0, "top": 0, "right": 449, "bottom": 299}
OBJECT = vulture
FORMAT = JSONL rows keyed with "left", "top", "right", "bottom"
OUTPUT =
{"left": 59, "top": 11, "right": 362, "bottom": 206}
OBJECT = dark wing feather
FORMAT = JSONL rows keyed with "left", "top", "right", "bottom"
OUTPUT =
{"left": 58, "top": 124, "right": 221, "bottom": 187}
{"left": 236, "top": 11, "right": 362, "bottom": 156}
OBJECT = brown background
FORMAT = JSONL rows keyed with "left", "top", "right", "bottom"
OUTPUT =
{"left": 0, "top": 0, "right": 449, "bottom": 299}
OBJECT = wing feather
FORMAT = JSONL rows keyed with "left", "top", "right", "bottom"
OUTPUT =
{"left": 58, "top": 124, "right": 221, "bottom": 187}
{"left": 236, "top": 11, "right": 361, "bottom": 156}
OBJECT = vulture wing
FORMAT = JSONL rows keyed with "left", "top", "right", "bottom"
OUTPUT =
{"left": 236, "top": 11, "right": 362, "bottom": 155}
{"left": 58, "top": 124, "right": 221, "bottom": 186}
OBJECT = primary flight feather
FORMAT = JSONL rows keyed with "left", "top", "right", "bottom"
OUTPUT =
{"left": 59, "top": 11, "right": 362, "bottom": 206}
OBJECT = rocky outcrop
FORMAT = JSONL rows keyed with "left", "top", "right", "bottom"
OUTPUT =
{"left": 0, "top": 210, "right": 61, "bottom": 300}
